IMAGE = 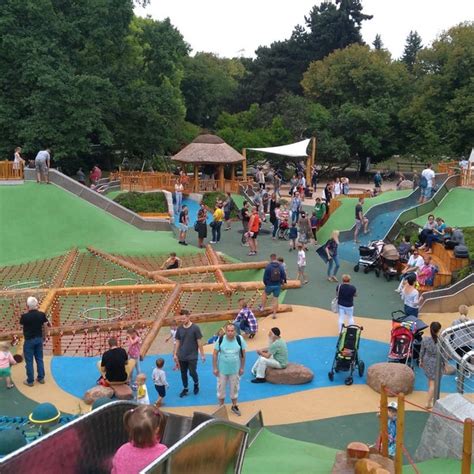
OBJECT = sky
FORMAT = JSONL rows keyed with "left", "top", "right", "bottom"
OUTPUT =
{"left": 136, "top": 0, "right": 473, "bottom": 59}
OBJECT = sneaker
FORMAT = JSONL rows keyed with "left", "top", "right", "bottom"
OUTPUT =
{"left": 179, "top": 388, "right": 188, "bottom": 398}
{"left": 23, "top": 381, "right": 34, "bottom": 387}
{"left": 251, "top": 378, "right": 266, "bottom": 384}
{"left": 210, "top": 241, "right": 216, "bottom": 244}
{"left": 37, "top": 379, "right": 45, "bottom": 384}
{"left": 178, "top": 241, "right": 184, "bottom": 245}
{"left": 231, "top": 405, "right": 241, "bottom": 416}
{"left": 193, "top": 384, "right": 199, "bottom": 395}
{"left": 182, "top": 242, "right": 188, "bottom": 246}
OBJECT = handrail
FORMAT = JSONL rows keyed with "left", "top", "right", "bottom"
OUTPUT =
{"left": 0, "top": 160, "right": 24, "bottom": 180}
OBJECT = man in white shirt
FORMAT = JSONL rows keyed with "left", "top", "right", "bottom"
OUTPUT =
{"left": 419, "top": 163, "right": 435, "bottom": 203}
{"left": 396, "top": 248, "right": 424, "bottom": 292}
{"left": 459, "top": 158, "right": 469, "bottom": 171}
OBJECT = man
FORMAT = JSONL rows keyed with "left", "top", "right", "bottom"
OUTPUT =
{"left": 260, "top": 254, "right": 287, "bottom": 319}
{"left": 374, "top": 171, "right": 383, "bottom": 193}
{"left": 233, "top": 299, "right": 258, "bottom": 338}
{"left": 35, "top": 148, "right": 51, "bottom": 184}
{"left": 101, "top": 337, "right": 128, "bottom": 383}
{"left": 76, "top": 167, "right": 86, "bottom": 185}
{"left": 313, "top": 197, "right": 326, "bottom": 229}
{"left": 419, "top": 163, "right": 436, "bottom": 203}
{"left": 173, "top": 309, "right": 205, "bottom": 397}
{"left": 20, "top": 297, "right": 50, "bottom": 386}
{"left": 212, "top": 324, "right": 246, "bottom": 416}
{"left": 354, "top": 197, "right": 369, "bottom": 243}
{"left": 240, "top": 201, "right": 250, "bottom": 246}
{"left": 178, "top": 205, "right": 189, "bottom": 245}
{"left": 396, "top": 248, "right": 423, "bottom": 292}
{"left": 251, "top": 327, "right": 288, "bottom": 383}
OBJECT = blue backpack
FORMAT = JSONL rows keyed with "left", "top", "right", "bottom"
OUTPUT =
{"left": 419, "top": 175, "right": 428, "bottom": 189}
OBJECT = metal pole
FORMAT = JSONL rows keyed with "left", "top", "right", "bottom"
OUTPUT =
{"left": 433, "top": 346, "right": 443, "bottom": 402}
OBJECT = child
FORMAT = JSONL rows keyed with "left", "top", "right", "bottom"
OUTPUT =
{"left": 165, "top": 320, "right": 179, "bottom": 370}
{"left": 135, "top": 373, "right": 150, "bottom": 405}
{"left": 111, "top": 405, "right": 167, "bottom": 474}
{"left": 207, "top": 328, "right": 225, "bottom": 345}
{"left": 297, "top": 244, "right": 308, "bottom": 284}
{"left": 161, "top": 253, "right": 180, "bottom": 270}
{"left": 152, "top": 358, "right": 169, "bottom": 407}
{"left": 310, "top": 212, "right": 318, "bottom": 244}
{"left": 375, "top": 401, "right": 397, "bottom": 459}
{"left": 277, "top": 256, "right": 287, "bottom": 278}
{"left": 288, "top": 223, "right": 298, "bottom": 251}
{"left": 232, "top": 299, "right": 258, "bottom": 338}
{"left": 127, "top": 329, "right": 141, "bottom": 379}
{"left": 0, "top": 341, "right": 17, "bottom": 389}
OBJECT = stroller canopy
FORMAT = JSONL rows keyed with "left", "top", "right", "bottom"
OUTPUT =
{"left": 381, "top": 244, "right": 399, "bottom": 260}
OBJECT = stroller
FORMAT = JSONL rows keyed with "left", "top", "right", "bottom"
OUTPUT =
{"left": 354, "top": 240, "right": 384, "bottom": 274}
{"left": 376, "top": 244, "right": 400, "bottom": 281}
{"left": 328, "top": 324, "right": 365, "bottom": 385}
{"left": 388, "top": 311, "right": 427, "bottom": 368}
{"left": 277, "top": 219, "right": 290, "bottom": 240}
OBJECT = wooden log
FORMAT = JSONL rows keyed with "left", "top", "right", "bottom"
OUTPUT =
{"left": 206, "top": 245, "right": 232, "bottom": 295}
{"left": 151, "top": 261, "right": 267, "bottom": 277}
{"left": 39, "top": 289, "right": 57, "bottom": 313}
{"left": 51, "top": 248, "right": 79, "bottom": 288}
{"left": 140, "top": 284, "right": 182, "bottom": 357}
{"left": 0, "top": 288, "right": 50, "bottom": 299}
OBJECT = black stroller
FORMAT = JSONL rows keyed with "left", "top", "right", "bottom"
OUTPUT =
{"left": 328, "top": 324, "right": 365, "bottom": 385}
{"left": 354, "top": 240, "right": 384, "bottom": 274}
{"left": 376, "top": 243, "right": 400, "bottom": 281}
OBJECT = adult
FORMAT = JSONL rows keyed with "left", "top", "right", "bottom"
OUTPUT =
{"left": 240, "top": 201, "right": 250, "bottom": 246}
{"left": 418, "top": 214, "right": 437, "bottom": 246}
{"left": 419, "top": 163, "right": 435, "bottom": 203}
{"left": 297, "top": 211, "right": 311, "bottom": 249}
{"left": 336, "top": 275, "right": 357, "bottom": 331}
{"left": 423, "top": 218, "right": 447, "bottom": 252}
{"left": 101, "top": 337, "right": 128, "bottom": 383}
{"left": 270, "top": 197, "right": 280, "bottom": 240}
{"left": 247, "top": 206, "right": 260, "bottom": 256}
{"left": 13, "top": 147, "right": 25, "bottom": 171}
{"left": 400, "top": 274, "right": 421, "bottom": 317}
{"left": 195, "top": 203, "right": 207, "bottom": 249}
{"left": 354, "top": 197, "right": 369, "bottom": 243}
{"left": 260, "top": 254, "right": 287, "bottom": 319}
{"left": 290, "top": 192, "right": 301, "bottom": 224}
{"left": 35, "top": 148, "right": 51, "bottom": 184}
{"left": 251, "top": 328, "right": 288, "bottom": 383}
{"left": 178, "top": 205, "right": 189, "bottom": 245}
{"left": 76, "top": 168, "right": 86, "bottom": 185}
{"left": 313, "top": 198, "right": 327, "bottom": 229}
{"left": 374, "top": 171, "right": 382, "bottom": 193}
{"left": 333, "top": 178, "right": 342, "bottom": 197}
{"left": 273, "top": 172, "right": 282, "bottom": 198}
{"left": 233, "top": 300, "right": 258, "bottom": 338}
{"left": 324, "top": 230, "right": 340, "bottom": 282}
{"left": 297, "top": 173, "right": 306, "bottom": 201}
{"left": 342, "top": 177, "right": 350, "bottom": 195}
{"left": 323, "top": 183, "right": 332, "bottom": 206}
{"left": 256, "top": 167, "right": 266, "bottom": 190}
{"left": 210, "top": 203, "right": 224, "bottom": 244}
{"left": 174, "top": 178, "right": 184, "bottom": 215}
{"left": 212, "top": 324, "right": 246, "bottom": 416}
{"left": 289, "top": 174, "right": 298, "bottom": 196}
{"left": 458, "top": 158, "right": 469, "bottom": 171}
{"left": 89, "top": 164, "right": 102, "bottom": 186}
{"left": 223, "top": 193, "right": 232, "bottom": 231}
{"left": 311, "top": 166, "right": 318, "bottom": 192}
{"left": 174, "top": 310, "right": 205, "bottom": 397}
{"left": 398, "top": 247, "right": 423, "bottom": 277}
{"left": 20, "top": 296, "right": 50, "bottom": 386}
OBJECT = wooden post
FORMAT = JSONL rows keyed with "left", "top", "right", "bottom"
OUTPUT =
{"left": 51, "top": 301, "right": 62, "bottom": 355}
{"left": 395, "top": 392, "right": 405, "bottom": 474}
{"left": 380, "top": 384, "right": 389, "bottom": 457}
{"left": 231, "top": 164, "right": 235, "bottom": 181}
{"left": 311, "top": 136, "right": 317, "bottom": 169}
{"left": 306, "top": 154, "right": 311, "bottom": 186}
{"left": 242, "top": 149, "right": 247, "bottom": 181}
{"left": 462, "top": 418, "right": 472, "bottom": 474}
{"left": 194, "top": 164, "right": 199, "bottom": 192}
{"left": 218, "top": 164, "right": 225, "bottom": 191}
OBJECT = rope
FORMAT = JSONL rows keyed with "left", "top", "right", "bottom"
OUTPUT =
{"left": 402, "top": 444, "right": 420, "bottom": 473}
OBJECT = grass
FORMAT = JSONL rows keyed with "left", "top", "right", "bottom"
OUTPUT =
{"left": 114, "top": 191, "right": 168, "bottom": 213}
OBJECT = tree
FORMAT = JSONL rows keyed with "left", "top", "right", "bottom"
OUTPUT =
{"left": 373, "top": 34, "right": 384, "bottom": 50}
{"left": 401, "top": 31, "right": 423, "bottom": 72}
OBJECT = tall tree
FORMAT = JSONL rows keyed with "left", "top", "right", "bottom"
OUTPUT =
{"left": 373, "top": 34, "right": 384, "bottom": 50}
{"left": 402, "top": 30, "right": 423, "bottom": 72}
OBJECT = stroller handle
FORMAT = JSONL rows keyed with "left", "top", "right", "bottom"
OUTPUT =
{"left": 391, "top": 310, "right": 406, "bottom": 321}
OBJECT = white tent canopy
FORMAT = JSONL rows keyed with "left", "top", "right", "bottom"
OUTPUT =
{"left": 247, "top": 138, "right": 311, "bottom": 158}
{"left": 469, "top": 147, "right": 474, "bottom": 162}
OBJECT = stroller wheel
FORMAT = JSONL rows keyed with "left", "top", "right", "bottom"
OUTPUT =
{"left": 385, "top": 273, "right": 391, "bottom": 281}
{"left": 363, "top": 266, "right": 370, "bottom": 274}
{"left": 345, "top": 377, "right": 353, "bottom": 386}
{"left": 375, "top": 269, "right": 380, "bottom": 277}
{"left": 354, "top": 264, "right": 360, "bottom": 272}
{"left": 328, "top": 371, "right": 334, "bottom": 381}
{"left": 358, "top": 361, "right": 365, "bottom": 377}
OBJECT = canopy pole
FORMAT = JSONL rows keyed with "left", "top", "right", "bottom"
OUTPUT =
{"left": 306, "top": 154, "right": 311, "bottom": 185}
{"left": 193, "top": 164, "right": 198, "bottom": 192}
{"left": 311, "top": 136, "right": 317, "bottom": 169}
{"left": 219, "top": 164, "right": 225, "bottom": 191}
{"left": 231, "top": 163, "right": 235, "bottom": 181}
{"left": 242, "top": 149, "right": 247, "bottom": 181}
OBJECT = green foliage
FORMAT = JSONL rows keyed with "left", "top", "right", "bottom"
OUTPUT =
{"left": 372, "top": 34, "right": 384, "bottom": 51}
{"left": 114, "top": 192, "right": 168, "bottom": 213}
{"left": 202, "top": 192, "right": 238, "bottom": 218}
{"left": 401, "top": 31, "right": 423, "bottom": 72}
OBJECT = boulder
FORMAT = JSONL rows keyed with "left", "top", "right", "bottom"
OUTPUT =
{"left": 367, "top": 362, "right": 414, "bottom": 395}
{"left": 111, "top": 383, "right": 133, "bottom": 400}
{"left": 355, "top": 458, "right": 391, "bottom": 474}
{"left": 398, "top": 180, "right": 414, "bottom": 190}
{"left": 83, "top": 385, "right": 114, "bottom": 405}
{"left": 332, "top": 452, "right": 394, "bottom": 474}
{"left": 347, "top": 442, "right": 370, "bottom": 459}
{"left": 266, "top": 363, "right": 313, "bottom": 385}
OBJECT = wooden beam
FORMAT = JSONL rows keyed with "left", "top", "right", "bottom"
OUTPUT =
{"left": 311, "top": 136, "right": 317, "bottom": 169}
{"left": 0, "top": 288, "right": 49, "bottom": 299}
{"left": 51, "top": 248, "right": 79, "bottom": 288}
{"left": 218, "top": 164, "right": 225, "bottom": 191}
{"left": 39, "top": 289, "right": 57, "bottom": 313}
{"left": 206, "top": 245, "right": 232, "bottom": 295}
{"left": 151, "top": 260, "right": 267, "bottom": 277}
{"left": 194, "top": 164, "right": 199, "bottom": 192}
{"left": 140, "top": 284, "right": 182, "bottom": 357}
{"left": 242, "top": 149, "right": 247, "bottom": 180}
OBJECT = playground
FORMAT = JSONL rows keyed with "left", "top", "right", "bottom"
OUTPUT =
{"left": 0, "top": 171, "right": 473, "bottom": 472}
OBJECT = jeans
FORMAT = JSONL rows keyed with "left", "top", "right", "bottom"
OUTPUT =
{"left": 211, "top": 221, "right": 222, "bottom": 242}
{"left": 327, "top": 255, "right": 340, "bottom": 277}
{"left": 179, "top": 359, "right": 198, "bottom": 389}
{"left": 234, "top": 320, "right": 252, "bottom": 335}
{"left": 272, "top": 219, "right": 279, "bottom": 238}
{"left": 291, "top": 211, "right": 299, "bottom": 224}
{"left": 174, "top": 192, "right": 182, "bottom": 214}
{"left": 24, "top": 337, "right": 45, "bottom": 384}
{"left": 241, "top": 221, "right": 249, "bottom": 244}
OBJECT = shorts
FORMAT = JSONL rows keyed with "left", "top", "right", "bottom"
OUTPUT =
{"left": 35, "top": 160, "right": 48, "bottom": 174}
{"left": 179, "top": 223, "right": 188, "bottom": 232}
{"left": 217, "top": 373, "right": 240, "bottom": 400}
{"left": 355, "top": 219, "right": 362, "bottom": 230}
{"left": 264, "top": 284, "right": 281, "bottom": 297}
{"left": 250, "top": 231, "right": 258, "bottom": 239}
{"left": 0, "top": 367, "right": 12, "bottom": 377}
{"left": 298, "top": 265, "right": 306, "bottom": 273}
{"left": 155, "top": 385, "right": 166, "bottom": 398}
{"left": 421, "top": 187, "right": 432, "bottom": 199}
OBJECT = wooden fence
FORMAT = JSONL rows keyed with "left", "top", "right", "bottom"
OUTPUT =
{"left": 0, "top": 161, "right": 23, "bottom": 180}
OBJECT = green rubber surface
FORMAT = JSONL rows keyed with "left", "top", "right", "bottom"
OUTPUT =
{"left": 0, "top": 183, "right": 197, "bottom": 266}
{"left": 413, "top": 188, "right": 474, "bottom": 228}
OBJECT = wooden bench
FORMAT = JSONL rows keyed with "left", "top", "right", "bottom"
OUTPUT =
{"left": 430, "top": 242, "right": 469, "bottom": 272}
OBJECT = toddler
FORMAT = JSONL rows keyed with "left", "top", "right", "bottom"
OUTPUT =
{"left": 0, "top": 341, "right": 17, "bottom": 389}
{"left": 297, "top": 244, "right": 308, "bottom": 284}
{"left": 288, "top": 223, "right": 298, "bottom": 251}
{"left": 127, "top": 329, "right": 141, "bottom": 380}
{"left": 277, "top": 257, "right": 287, "bottom": 277}
{"left": 135, "top": 373, "right": 150, "bottom": 405}
{"left": 112, "top": 405, "right": 167, "bottom": 474}
{"left": 152, "top": 358, "right": 169, "bottom": 407}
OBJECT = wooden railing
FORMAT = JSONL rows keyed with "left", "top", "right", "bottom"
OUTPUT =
{"left": 437, "top": 161, "right": 458, "bottom": 175}
{"left": 0, "top": 161, "right": 24, "bottom": 180}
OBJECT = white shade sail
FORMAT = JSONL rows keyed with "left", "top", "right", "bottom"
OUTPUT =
{"left": 469, "top": 148, "right": 474, "bottom": 162}
{"left": 247, "top": 138, "right": 311, "bottom": 158}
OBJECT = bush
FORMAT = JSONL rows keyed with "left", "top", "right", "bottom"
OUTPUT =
{"left": 114, "top": 192, "right": 168, "bottom": 213}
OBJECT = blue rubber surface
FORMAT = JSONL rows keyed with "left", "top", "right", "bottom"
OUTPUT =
{"left": 51, "top": 337, "right": 466, "bottom": 407}
{"left": 173, "top": 198, "right": 213, "bottom": 226}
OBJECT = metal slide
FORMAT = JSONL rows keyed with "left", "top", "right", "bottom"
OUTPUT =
{"left": 0, "top": 401, "right": 262, "bottom": 474}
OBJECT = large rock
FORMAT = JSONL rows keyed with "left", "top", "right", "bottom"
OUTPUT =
{"left": 366, "top": 362, "right": 414, "bottom": 395}
{"left": 332, "top": 451, "right": 394, "bottom": 473}
{"left": 266, "top": 363, "right": 313, "bottom": 385}
{"left": 398, "top": 180, "right": 414, "bottom": 190}
{"left": 83, "top": 385, "right": 114, "bottom": 405}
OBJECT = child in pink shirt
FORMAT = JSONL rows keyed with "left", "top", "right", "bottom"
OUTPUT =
{"left": 0, "top": 341, "right": 17, "bottom": 389}
{"left": 127, "top": 329, "right": 141, "bottom": 380}
{"left": 112, "top": 405, "right": 168, "bottom": 474}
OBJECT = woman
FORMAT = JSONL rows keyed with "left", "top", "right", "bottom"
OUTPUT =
{"left": 417, "top": 255, "right": 434, "bottom": 286}
{"left": 210, "top": 203, "right": 224, "bottom": 244}
{"left": 174, "top": 178, "right": 184, "bottom": 214}
{"left": 195, "top": 203, "right": 208, "bottom": 249}
{"left": 333, "top": 178, "right": 341, "bottom": 197}
{"left": 400, "top": 274, "right": 421, "bottom": 317}
{"left": 325, "top": 230, "right": 340, "bottom": 282}
{"left": 342, "top": 177, "right": 350, "bottom": 195}
{"left": 336, "top": 274, "right": 357, "bottom": 331}
{"left": 247, "top": 206, "right": 260, "bottom": 256}
{"left": 420, "top": 322, "right": 443, "bottom": 409}
{"left": 270, "top": 195, "right": 279, "bottom": 240}
{"left": 324, "top": 183, "right": 332, "bottom": 206}
{"left": 13, "top": 147, "right": 25, "bottom": 171}
{"left": 424, "top": 217, "right": 447, "bottom": 252}
{"left": 290, "top": 192, "right": 301, "bottom": 224}
{"left": 223, "top": 193, "right": 232, "bottom": 231}
{"left": 418, "top": 214, "right": 436, "bottom": 245}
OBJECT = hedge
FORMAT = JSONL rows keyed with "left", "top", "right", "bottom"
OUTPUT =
{"left": 114, "top": 192, "right": 168, "bottom": 213}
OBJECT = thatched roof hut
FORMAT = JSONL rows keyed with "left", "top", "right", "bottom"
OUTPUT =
{"left": 172, "top": 134, "right": 244, "bottom": 164}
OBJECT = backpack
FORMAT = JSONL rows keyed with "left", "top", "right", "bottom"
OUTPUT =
{"left": 270, "top": 263, "right": 282, "bottom": 283}
{"left": 419, "top": 175, "right": 428, "bottom": 189}
{"left": 454, "top": 245, "right": 469, "bottom": 258}
{"left": 218, "top": 335, "right": 243, "bottom": 358}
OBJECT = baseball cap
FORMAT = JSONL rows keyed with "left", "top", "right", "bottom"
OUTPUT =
{"left": 388, "top": 401, "right": 398, "bottom": 410}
